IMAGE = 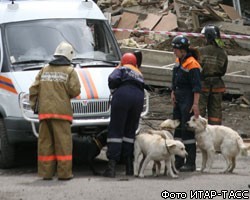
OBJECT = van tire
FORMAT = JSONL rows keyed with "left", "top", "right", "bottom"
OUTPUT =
{"left": 0, "top": 118, "right": 15, "bottom": 168}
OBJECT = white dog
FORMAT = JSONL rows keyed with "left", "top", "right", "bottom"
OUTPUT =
{"left": 134, "top": 131, "right": 187, "bottom": 178}
{"left": 160, "top": 119, "right": 180, "bottom": 133}
{"left": 187, "top": 115, "right": 248, "bottom": 173}
{"left": 151, "top": 119, "right": 180, "bottom": 175}
{"left": 149, "top": 130, "right": 177, "bottom": 176}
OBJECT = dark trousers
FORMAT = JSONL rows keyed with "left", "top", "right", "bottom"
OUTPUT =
{"left": 173, "top": 89, "right": 196, "bottom": 166}
{"left": 199, "top": 92, "right": 223, "bottom": 125}
{"left": 173, "top": 90, "right": 195, "bottom": 143}
{"left": 107, "top": 86, "right": 144, "bottom": 162}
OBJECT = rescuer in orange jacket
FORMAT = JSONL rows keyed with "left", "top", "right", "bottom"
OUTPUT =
{"left": 29, "top": 41, "right": 81, "bottom": 180}
{"left": 103, "top": 53, "right": 144, "bottom": 178}
{"left": 171, "top": 35, "right": 201, "bottom": 172}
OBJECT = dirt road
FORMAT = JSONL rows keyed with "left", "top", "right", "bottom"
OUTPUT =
{"left": 0, "top": 146, "right": 249, "bottom": 200}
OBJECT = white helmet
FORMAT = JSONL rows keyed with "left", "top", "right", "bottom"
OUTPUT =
{"left": 54, "top": 41, "right": 74, "bottom": 61}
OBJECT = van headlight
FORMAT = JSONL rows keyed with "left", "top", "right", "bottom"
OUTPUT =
{"left": 19, "top": 92, "right": 32, "bottom": 112}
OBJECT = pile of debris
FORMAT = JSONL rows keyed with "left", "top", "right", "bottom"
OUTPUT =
{"left": 99, "top": 0, "right": 250, "bottom": 55}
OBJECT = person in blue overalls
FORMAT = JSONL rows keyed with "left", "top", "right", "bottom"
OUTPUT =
{"left": 103, "top": 53, "right": 145, "bottom": 178}
{"left": 171, "top": 35, "right": 201, "bottom": 172}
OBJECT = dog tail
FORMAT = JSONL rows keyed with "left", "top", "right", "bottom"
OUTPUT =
{"left": 237, "top": 137, "right": 248, "bottom": 156}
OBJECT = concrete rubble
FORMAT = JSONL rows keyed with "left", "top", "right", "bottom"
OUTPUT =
{"left": 98, "top": 0, "right": 250, "bottom": 54}
{"left": 98, "top": 0, "right": 250, "bottom": 101}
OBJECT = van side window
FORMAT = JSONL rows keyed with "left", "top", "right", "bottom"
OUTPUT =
{"left": 87, "top": 20, "right": 117, "bottom": 61}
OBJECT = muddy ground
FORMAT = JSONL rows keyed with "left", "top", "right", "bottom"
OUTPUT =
{"left": 142, "top": 89, "right": 250, "bottom": 138}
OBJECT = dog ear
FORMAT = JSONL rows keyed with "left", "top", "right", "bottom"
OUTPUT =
{"left": 160, "top": 119, "right": 174, "bottom": 130}
{"left": 159, "top": 120, "right": 166, "bottom": 130}
{"left": 165, "top": 139, "right": 176, "bottom": 148}
{"left": 201, "top": 117, "right": 208, "bottom": 126}
{"left": 174, "top": 119, "right": 180, "bottom": 127}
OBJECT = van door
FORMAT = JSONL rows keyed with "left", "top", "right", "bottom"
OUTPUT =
{"left": 0, "top": 28, "right": 2, "bottom": 71}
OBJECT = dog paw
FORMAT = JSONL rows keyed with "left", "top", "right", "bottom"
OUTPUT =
{"left": 200, "top": 168, "right": 206, "bottom": 173}
{"left": 138, "top": 174, "right": 145, "bottom": 178}
{"left": 170, "top": 174, "right": 179, "bottom": 178}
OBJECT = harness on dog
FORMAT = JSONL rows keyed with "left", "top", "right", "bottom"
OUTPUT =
{"left": 93, "top": 138, "right": 103, "bottom": 150}
{"left": 165, "top": 141, "right": 170, "bottom": 154}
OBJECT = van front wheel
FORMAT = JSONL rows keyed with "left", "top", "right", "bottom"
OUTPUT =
{"left": 0, "top": 118, "right": 15, "bottom": 168}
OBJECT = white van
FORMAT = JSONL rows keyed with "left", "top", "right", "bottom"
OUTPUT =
{"left": 0, "top": 0, "right": 148, "bottom": 168}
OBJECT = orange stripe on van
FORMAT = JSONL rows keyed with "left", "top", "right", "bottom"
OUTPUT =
{"left": 83, "top": 69, "right": 98, "bottom": 99}
{"left": 78, "top": 70, "right": 92, "bottom": 99}
{"left": 0, "top": 75, "right": 13, "bottom": 84}
{"left": 0, "top": 84, "right": 18, "bottom": 94}
{"left": 77, "top": 69, "right": 98, "bottom": 99}
{"left": 0, "top": 76, "right": 17, "bottom": 94}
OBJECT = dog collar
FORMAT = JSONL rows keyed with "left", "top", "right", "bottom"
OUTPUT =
{"left": 93, "top": 138, "right": 103, "bottom": 150}
{"left": 165, "top": 141, "right": 170, "bottom": 154}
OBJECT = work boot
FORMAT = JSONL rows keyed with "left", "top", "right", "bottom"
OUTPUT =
{"left": 180, "top": 144, "right": 196, "bottom": 172}
{"left": 125, "top": 157, "right": 134, "bottom": 176}
{"left": 175, "top": 155, "right": 185, "bottom": 170}
{"left": 180, "top": 164, "right": 196, "bottom": 172}
{"left": 103, "top": 160, "right": 116, "bottom": 178}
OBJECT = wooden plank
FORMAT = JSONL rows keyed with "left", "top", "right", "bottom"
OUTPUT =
{"left": 114, "top": 12, "right": 139, "bottom": 40}
{"left": 191, "top": 10, "right": 200, "bottom": 31}
{"left": 219, "top": 4, "right": 241, "bottom": 20}
{"left": 204, "top": 4, "right": 224, "bottom": 21}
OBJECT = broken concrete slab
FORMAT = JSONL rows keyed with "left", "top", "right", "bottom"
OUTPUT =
{"left": 220, "top": 4, "right": 241, "bottom": 20}
{"left": 138, "top": 13, "right": 162, "bottom": 30}
{"left": 153, "top": 13, "right": 178, "bottom": 31}
{"left": 114, "top": 12, "right": 139, "bottom": 40}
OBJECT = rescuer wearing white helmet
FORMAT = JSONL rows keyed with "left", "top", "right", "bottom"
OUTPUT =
{"left": 29, "top": 41, "right": 81, "bottom": 180}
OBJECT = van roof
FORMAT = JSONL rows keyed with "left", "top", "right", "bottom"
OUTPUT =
{"left": 0, "top": 0, "right": 106, "bottom": 24}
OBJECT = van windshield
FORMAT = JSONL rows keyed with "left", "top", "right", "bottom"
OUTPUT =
{"left": 4, "top": 19, "right": 120, "bottom": 67}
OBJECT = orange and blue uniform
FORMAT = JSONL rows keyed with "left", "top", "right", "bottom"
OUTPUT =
{"left": 171, "top": 54, "right": 201, "bottom": 168}
{"left": 107, "top": 64, "right": 144, "bottom": 162}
